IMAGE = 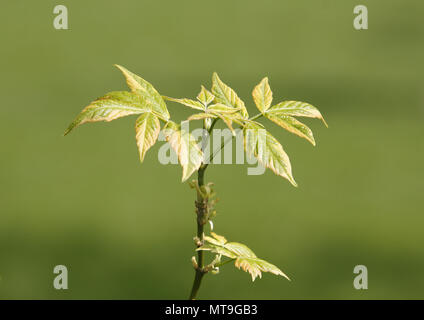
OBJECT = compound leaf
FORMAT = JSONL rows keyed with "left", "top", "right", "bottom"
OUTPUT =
{"left": 212, "top": 73, "right": 249, "bottom": 118}
{"left": 135, "top": 112, "right": 160, "bottom": 162}
{"left": 252, "top": 77, "right": 272, "bottom": 112}
{"left": 115, "top": 65, "right": 170, "bottom": 121}
{"left": 267, "top": 101, "right": 327, "bottom": 127}
{"left": 243, "top": 123, "right": 297, "bottom": 186}
{"left": 164, "top": 121, "right": 203, "bottom": 182}
{"left": 64, "top": 91, "right": 150, "bottom": 135}
{"left": 198, "top": 232, "right": 289, "bottom": 281}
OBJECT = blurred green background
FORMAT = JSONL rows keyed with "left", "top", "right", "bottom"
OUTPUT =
{"left": 0, "top": 0, "right": 423, "bottom": 299}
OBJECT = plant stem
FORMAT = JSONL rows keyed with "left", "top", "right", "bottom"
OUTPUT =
{"left": 189, "top": 112, "right": 263, "bottom": 299}
{"left": 189, "top": 166, "right": 207, "bottom": 300}
{"left": 204, "top": 112, "right": 264, "bottom": 168}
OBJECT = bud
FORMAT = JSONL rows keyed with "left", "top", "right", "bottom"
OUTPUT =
{"left": 204, "top": 118, "right": 212, "bottom": 130}
{"left": 211, "top": 267, "right": 220, "bottom": 275}
{"left": 191, "top": 256, "right": 198, "bottom": 269}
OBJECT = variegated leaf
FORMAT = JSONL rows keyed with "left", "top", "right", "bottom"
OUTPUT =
{"left": 187, "top": 113, "right": 217, "bottom": 121}
{"left": 135, "top": 112, "right": 160, "bottom": 162}
{"left": 252, "top": 77, "right": 272, "bottom": 112}
{"left": 163, "top": 96, "right": 205, "bottom": 111}
{"left": 197, "top": 85, "right": 215, "bottom": 106}
{"left": 64, "top": 91, "right": 150, "bottom": 135}
{"left": 266, "top": 114, "right": 315, "bottom": 146}
{"left": 198, "top": 232, "right": 289, "bottom": 281}
{"left": 243, "top": 123, "right": 297, "bottom": 186}
{"left": 267, "top": 101, "right": 328, "bottom": 127}
{"left": 211, "top": 73, "right": 249, "bottom": 118}
{"left": 164, "top": 121, "right": 203, "bottom": 182}
{"left": 211, "top": 112, "right": 236, "bottom": 136}
{"left": 207, "top": 103, "right": 241, "bottom": 114}
{"left": 115, "top": 65, "right": 170, "bottom": 120}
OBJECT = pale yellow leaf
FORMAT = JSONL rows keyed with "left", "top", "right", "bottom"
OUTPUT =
{"left": 163, "top": 96, "right": 205, "bottom": 111}
{"left": 244, "top": 123, "right": 297, "bottom": 186}
{"left": 187, "top": 113, "right": 217, "bottom": 121}
{"left": 266, "top": 113, "right": 316, "bottom": 146}
{"left": 164, "top": 121, "right": 203, "bottom": 182}
{"left": 207, "top": 103, "right": 240, "bottom": 114}
{"left": 267, "top": 100, "right": 328, "bottom": 127}
{"left": 197, "top": 85, "right": 215, "bottom": 106}
{"left": 252, "top": 77, "right": 272, "bottom": 112}
{"left": 135, "top": 112, "right": 160, "bottom": 162}
{"left": 212, "top": 73, "right": 249, "bottom": 118}
{"left": 64, "top": 91, "right": 150, "bottom": 135}
{"left": 114, "top": 65, "right": 170, "bottom": 120}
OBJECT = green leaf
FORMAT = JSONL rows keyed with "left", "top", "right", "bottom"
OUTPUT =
{"left": 198, "top": 232, "right": 290, "bottom": 281}
{"left": 197, "top": 85, "right": 215, "bottom": 106}
{"left": 266, "top": 114, "right": 315, "bottom": 146}
{"left": 164, "top": 121, "right": 203, "bottom": 182}
{"left": 115, "top": 65, "right": 170, "bottom": 121}
{"left": 252, "top": 77, "right": 272, "bottom": 112}
{"left": 267, "top": 101, "right": 328, "bottom": 127}
{"left": 243, "top": 122, "right": 297, "bottom": 186}
{"left": 64, "top": 91, "right": 150, "bottom": 135}
{"left": 211, "top": 73, "right": 249, "bottom": 118}
{"left": 163, "top": 96, "right": 205, "bottom": 111}
{"left": 135, "top": 112, "right": 161, "bottom": 162}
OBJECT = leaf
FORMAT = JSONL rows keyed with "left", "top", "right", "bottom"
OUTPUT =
{"left": 135, "top": 112, "right": 160, "bottom": 162}
{"left": 164, "top": 121, "right": 203, "bottom": 182}
{"left": 210, "top": 232, "right": 227, "bottom": 244}
{"left": 243, "top": 123, "right": 297, "bottom": 186}
{"left": 207, "top": 103, "right": 241, "bottom": 114}
{"left": 224, "top": 242, "right": 256, "bottom": 258}
{"left": 235, "top": 257, "right": 290, "bottom": 281}
{"left": 211, "top": 73, "right": 249, "bottom": 118}
{"left": 210, "top": 112, "right": 236, "bottom": 135}
{"left": 115, "top": 65, "right": 170, "bottom": 121}
{"left": 198, "top": 244, "right": 237, "bottom": 259}
{"left": 64, "top": 91, "right": 150, "bottom": 135}
{"left": 267, "top": 101, "right": 328, "bottom": 127}
{"left": 252, "top": 77, "right": 272, "bottom": 112}
{"left": 163, "top": 96, "right": 205, "bottom": 111}
{"left": 197, "top": 85, "right": 215, "bottom": 106}
{"left": 198, "top": 232, "right": 290, "bottom": 281}
{"left": 266, "top": 114, "right": 315, "bottom": 146}
{"left": 187, "top": 113, "right": 217, "bottom": 121}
